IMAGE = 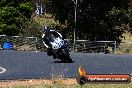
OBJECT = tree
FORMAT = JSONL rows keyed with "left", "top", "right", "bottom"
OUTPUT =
{"left": 0, "top": 0, "right": 35, "bottom": 36}
{"left": 45, "top": 0, "right": 129, "bottom": 44}
{"left": 128, "top": 0, "right": 132, "bottom": 33}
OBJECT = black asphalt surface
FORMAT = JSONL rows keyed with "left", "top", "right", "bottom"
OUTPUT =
{"left": 0, "top": 50, "right": 132, "bottom": 80}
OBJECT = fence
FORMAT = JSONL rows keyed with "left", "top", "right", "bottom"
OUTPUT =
{"left": 0, "top": 35, "right": 117, "bottom": 53}
{"left": 0, "top": 35, "right": 37, "bottom": 51}
{"left": 65, "top": 39, "right": 116, "bottom": 53}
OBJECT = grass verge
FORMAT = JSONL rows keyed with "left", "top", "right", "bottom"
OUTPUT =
{"left": 0, "top": 78, "right": 132, "bottom": 88}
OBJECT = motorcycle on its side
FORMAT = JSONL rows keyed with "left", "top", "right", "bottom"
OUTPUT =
{"left": 42, "top": 30, "right": 72, "bottom": 63}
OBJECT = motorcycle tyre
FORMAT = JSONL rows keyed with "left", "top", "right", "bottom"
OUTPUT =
{"left": 61, "top": 49, "right": 72, "bottom": 63}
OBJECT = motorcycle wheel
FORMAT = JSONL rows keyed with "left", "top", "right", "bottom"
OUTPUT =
{"left": 61, "top": 48, "right": 72, "bottom": 63}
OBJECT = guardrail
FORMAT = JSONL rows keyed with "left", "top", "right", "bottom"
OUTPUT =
{"left": 64, "top": 39, "right": 116, "bottom": 53}
{"left": 0, "top": 35, "right": 117, "bottom": 53}
{"left": 0, "top": 35, "right": 38, "bottom": 51}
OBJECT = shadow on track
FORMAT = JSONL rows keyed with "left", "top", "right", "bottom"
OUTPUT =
{"left": 53, "top": 60, "right": 75, "bottom": 63}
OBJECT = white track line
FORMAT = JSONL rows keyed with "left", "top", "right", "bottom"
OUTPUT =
{"left": 0, "top": 67, "right": 6, "bottom": 74}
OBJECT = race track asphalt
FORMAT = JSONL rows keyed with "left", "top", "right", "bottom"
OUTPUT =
{"left": 0, "top": 50, "right": 132, "bottom": 80}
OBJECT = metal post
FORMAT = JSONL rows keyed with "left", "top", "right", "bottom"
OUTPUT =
{"left": 114, "top": 41, "right": 116, "bottom": 53}
{"left": 72, "top": 0, "right": 77, "bottom": 52}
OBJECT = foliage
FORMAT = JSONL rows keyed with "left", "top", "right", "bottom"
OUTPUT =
{"left": 45, "top": 0, "right": 130, "bottom": 44}
{"left": 0, "top": 0, "right": 35, "bottom": 36}
{"left": 20, "top": 19, "right": 41, "bottom": 37}
{"left": 128, "top": 0, "right": 132, "bottom": 33}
